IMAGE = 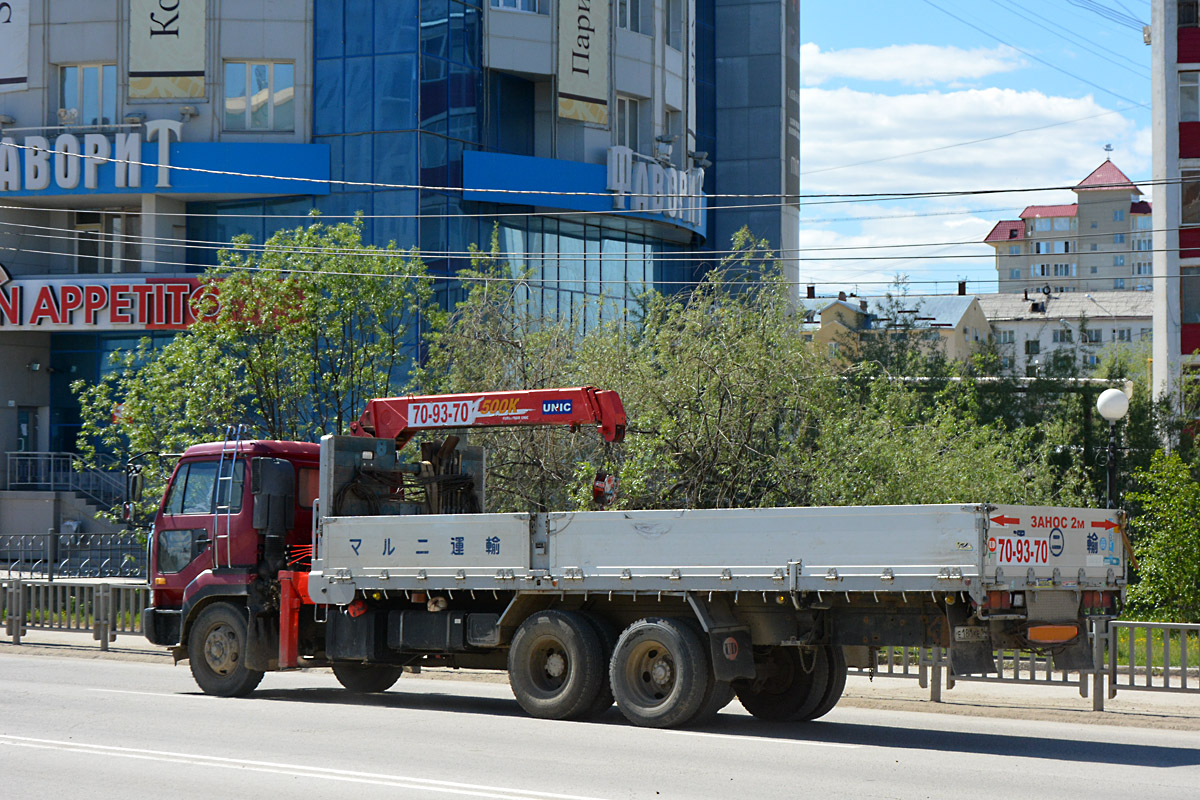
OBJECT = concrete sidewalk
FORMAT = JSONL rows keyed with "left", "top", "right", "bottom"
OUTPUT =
{"left": 4, "top": 629, "right": 1199, "bottom": 730}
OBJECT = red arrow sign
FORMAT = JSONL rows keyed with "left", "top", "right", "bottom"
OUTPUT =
{"left": 1092, "top": 519, "right": 1118, "bottom": 530}
{"left": 990, "top": 514, "right": 1020, "bottom": 526}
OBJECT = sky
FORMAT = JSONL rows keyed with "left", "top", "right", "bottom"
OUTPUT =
{"left": 798, "top": 0, "right": 1153, "bottom": 296}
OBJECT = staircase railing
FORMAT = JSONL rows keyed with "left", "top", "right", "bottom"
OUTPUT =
{"left": 5, "top": 452, "right": 126, "bottom": 510}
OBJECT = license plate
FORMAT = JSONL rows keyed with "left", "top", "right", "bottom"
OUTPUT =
{"left": 954, "top": 626, "right": 990, "bottom": 643}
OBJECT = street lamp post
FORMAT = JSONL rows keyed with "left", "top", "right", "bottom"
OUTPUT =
{"left": 1096, "top": 388, "right": 1130, "bottom": 509}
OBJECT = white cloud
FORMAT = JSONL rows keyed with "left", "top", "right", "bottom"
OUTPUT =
{"left": 800, "top": 86, "right": 1148, "bottom": 196}
{"left": 800, "top": 43, "right": 1025, "bottom": 87}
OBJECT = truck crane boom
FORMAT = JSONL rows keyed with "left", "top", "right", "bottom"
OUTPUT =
{"left": 349, "top": 386, "right": 626, "bottom": 448}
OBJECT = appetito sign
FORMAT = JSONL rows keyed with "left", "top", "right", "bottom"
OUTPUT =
{"left": 0, "top": 278, "right": 213, "bottom": 330}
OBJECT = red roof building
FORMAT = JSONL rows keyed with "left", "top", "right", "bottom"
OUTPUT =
{"left": 983, "top": 160, "right": 1152, "bottom": 296}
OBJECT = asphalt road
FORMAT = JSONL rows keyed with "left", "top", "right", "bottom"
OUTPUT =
{"left": 2, "top": 652, "right": 1199, "bottom": 800}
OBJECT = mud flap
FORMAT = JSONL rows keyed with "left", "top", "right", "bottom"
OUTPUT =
{"left": 244, "top": 615, "right": 278, "bottom": 672}
{"left": 1051, "top": 633, "right": 1095, "bottom": 672}
{"left": 946, "top": 603, "right": 995, "bottom": 676}
{"left": 708, "top": 628, "right": 756, "bottom": 681}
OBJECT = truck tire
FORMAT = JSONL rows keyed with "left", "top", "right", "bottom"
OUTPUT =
{"left": 332, "top": 662, "right": 403, "bottom": 694}
{"left": 610, "top": 617, "right": 710, "bottom": 728}
{"left": 692, "top": 679, "right": 736, "bottom": 725}
{"left": 799, "top": 646, "right": 847, "bottom": 722}
{"left": 188, "top": 603, "right": 265, "bottom": 697}
{"left": 736, "top": 646, "right": 826, "bottom": 722}
{"left": 580, "top": 613, "right": 618, "bottom": 718}
{"left": 508, "top": 610, "right": 606, "bottom": 720}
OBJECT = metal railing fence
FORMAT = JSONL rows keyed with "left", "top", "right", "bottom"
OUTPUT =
{"left": 855, "top": 619, "right": 1200, "bottom": 710}
{"left": 6, "top": 451, "right": 125, "bottom": 509}
{"left": 1, "top": 579, "right": 147, "bottom": 651}
{"left": 2, "top": 532, "right": 146, "bottom": 579}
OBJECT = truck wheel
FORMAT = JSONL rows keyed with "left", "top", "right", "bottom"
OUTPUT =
{"left": 692, "top": 679, "right": 736, "bottom": 725}
{"left": 610, "top": 617, "right": 710, "bottom": 728}
{"left": 799, "top": 646, "right": 847, "bottom": 722}
{"left": 736, "top": 646, "right": 826, "bottom": 722}
{"left": 332, "top": 662, "right": 404, "bottom": 693}
{"left": 188, "top": 603, "right": 265, "bottom": 697}
{"left": 508, "top": 610, "right": 606, "bottom": 720}
{"left": 580, "top": 613, "right": 618, "bottom": 718}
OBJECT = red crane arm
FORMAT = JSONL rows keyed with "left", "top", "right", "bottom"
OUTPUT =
{"left": 350, "top": 386, "right": 626, "bottom": 449}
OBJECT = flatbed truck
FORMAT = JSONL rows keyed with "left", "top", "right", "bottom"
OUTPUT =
{"left": 142, "top": 387, "right": 1125, "bottom": 728}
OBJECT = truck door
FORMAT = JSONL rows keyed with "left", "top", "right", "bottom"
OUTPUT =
{"left": 152, "top": 459, "right": 245, "bottom": 607}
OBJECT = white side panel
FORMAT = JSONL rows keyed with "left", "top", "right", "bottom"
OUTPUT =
{"left": 547, "top": 504, "right": 982, "bottom": 583}
{"left": 318, "top": 513, "right": 532, "bottom": 579}
{"left": 984, "top": 504, "right": 1123, "bottom": 586}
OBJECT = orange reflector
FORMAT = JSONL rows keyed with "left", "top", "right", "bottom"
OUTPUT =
{"left": 153, "top": 577, "right": 166, "bottom": 586}
{"left": 1027, "top": 624, "right": 1078, "bottom": 644}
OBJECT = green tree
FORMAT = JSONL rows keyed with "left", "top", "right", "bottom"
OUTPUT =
{"left": 74, "top": 217, "right": 439, "bottom": 516}
{"left": 1125, "top": 451, "right": 1200, "bottom": 622}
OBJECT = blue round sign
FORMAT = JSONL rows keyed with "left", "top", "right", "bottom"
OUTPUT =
{"left": 1049, "top": 528, "right": 1065, "bottom": 558}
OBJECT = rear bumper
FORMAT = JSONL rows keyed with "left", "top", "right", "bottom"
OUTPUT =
{"left": 143, "top": 607, "right": 181, "bottom": 647}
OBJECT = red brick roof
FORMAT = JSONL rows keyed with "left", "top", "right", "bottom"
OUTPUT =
{"left": 1019, "top": 204, "right": 1077, "bottom": 218}
{"left": 1075, "top": 160, "right": 1141, "bottom": 194}
{"left": 984, "top": 220, "right": 1024, "bottom": 243}
{"left": 1130, "top": 200, "right": 1152, "bottom": 214}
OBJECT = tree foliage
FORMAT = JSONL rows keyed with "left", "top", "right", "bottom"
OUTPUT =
{"left": 1125, "top": 451, "right": 1200, "bottom": 622}
{"left": 74, "top": 218, "right": 439, "bottom": 514}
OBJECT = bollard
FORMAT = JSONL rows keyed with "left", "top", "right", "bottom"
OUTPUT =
{"left": 1091, "top": 619, "right": 1106, "bottom": 712}
{"left": 93, "top": 584, "right": 113, "bottom": 651}
{"left": 6, "top": 580, "right": 26, "bottom": 644}
{"left": 930, "top": 647, "right": 943, "bottom": 703}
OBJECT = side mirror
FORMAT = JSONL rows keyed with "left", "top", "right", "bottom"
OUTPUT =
{"left": 129, "top": 469, "right": 144, "bottom": 503}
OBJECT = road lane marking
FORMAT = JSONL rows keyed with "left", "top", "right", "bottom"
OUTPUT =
{"left": 660, "top": 729, "right": 859, "bottom": 748}
{"left": 0, "top": 735, "right": 610, "bottom": 800}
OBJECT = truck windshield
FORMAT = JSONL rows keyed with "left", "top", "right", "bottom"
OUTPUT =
{"left": 163, "top": 460, "right": 245, "bottom": 515}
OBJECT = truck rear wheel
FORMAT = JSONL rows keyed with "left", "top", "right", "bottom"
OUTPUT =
{"left": 799, "top": 646, "right": 847, "bottom": 721}
{"left": 736, "top": 646, "right": 827, "bottom": 722}
{"left": 580, "top": 613, "right": 618, "bottom": 718}
{"left": 610, "top": 617, "right": 710, "bottom": 728}
{"left": 508, "top": 610, "right": 606, "bottom": 720}
{"left": 188, "top": 603, "right": 264, "bottom": 697}
{"left": 332, "top": 662, "right": 404, "bottom": 693}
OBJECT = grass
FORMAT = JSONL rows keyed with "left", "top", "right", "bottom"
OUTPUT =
{"left": 1113, "top": 626, "right": 1200, "bottom": 672}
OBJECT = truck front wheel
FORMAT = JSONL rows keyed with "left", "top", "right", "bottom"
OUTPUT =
{"left": 332, "top": 662, "right": 404, "bottom": 693}
{"left": 610, "top": 617, "right": 710, "bottom": 728}
{"left": 188, "top": 603, "right": 265, "bottom": 697}
{"left": 508, "top": 610, "right": 606, "bottom": 720}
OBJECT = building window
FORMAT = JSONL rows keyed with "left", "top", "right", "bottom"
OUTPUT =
{"left": 666, "top": 0, "right": 683, "bottom": 49}
{"left": 616, "top": 95, "right": 641, "bottom": 152}
{"left": 1034, "top": 218, "right": 1052, "bottom": 232}
{"left": 1025, "top": 340, "right": 1040, "bottom": 355}
{"left": 1031, "top": 264, "right": 1049, "bottom": 277}
{"left": 1140, "top": 327, "right": 1152, "bottom": 339}
{"left": 1113, "top": 209, "right": 1125, "bottom": 223}
{"left": 59, "top": 64, "right": 117, "bottom": 126}
{"left": 1136, "top": 215, "right": 1153, "bottom": 230}
{"left": 490, "top": 0, "right": 547, "bottom": 12}
{"left": 1184, "top": 171, "right": 1200, "bottom": 225}
{"left": 1183, "top": 0, "right": 1199, "bottom": 27}
{"left": 224, "top": 62, "right": 295, "bottom": 131}
{"left": 1082, "top": 329, "right": 1102, "bottom": 344}
{"left": 1113, "top": 255, "right": 1126, "bottom": 267}
{"left": 1184, "top": 72, "right": 1200, "bottom": 123}
{"left": 1113, "top": 278, "right": 1126, "bottom": 289}
{"left": 1136, "top": 283, "right": 1152, "bottom": 291}
{"left": 1134, "top": 262, "right": 1152, "bottom": 276}
{"left": 1114, "top": 328, "right": 1132, "bottom": 342}
{"left": 618, "top": 0, "right": 647, "bottom": 33}
{"left": 1054, "top": 217, "right": 1071, "bottom": 231}
{"left": 1052, "top": 263, "right": 1074, "bottom": 277}
{"left": 1085, "top": 354, "right": 1100, "bottom": 367}
{"left": 1053, "top": 329, "right": 1073, "bottom": 344}
{"left": 1090, "top": 244, "right": 1098, "bottom": 251}
{"left": 1034, "top": 241, "right": 1051, "bottom": 254}
{"left": 1008, "top": 268, "right": 1021, "bottom": 280}
{"left": 1134, "top": 237, "right": 1151, "bottom": 251}
{"left": 1113, "top": 233, "right": 1125, "bottom": 244}
{"left": 1008, "top": 245, "right": 1021, "bottom": 255}
{"left": 997, "top": 330, "right": 1015, "bottom": 344}
{"left": 1090, "top": 266, "right": 1098, "bottom": 273}
{"left": 1001, "top": 356, "right": 1013, "bottom": 370}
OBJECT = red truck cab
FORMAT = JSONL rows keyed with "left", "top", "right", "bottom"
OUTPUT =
{"left": 142, "top": 440, "right": 320, "bottom": 649}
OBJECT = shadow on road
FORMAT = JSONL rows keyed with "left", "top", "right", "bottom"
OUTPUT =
{"left": 227, "top": 686, "right": 1200, "bottom": 768}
